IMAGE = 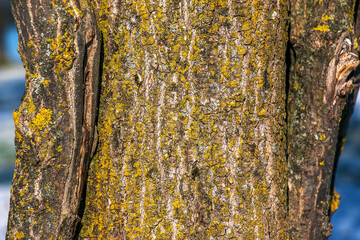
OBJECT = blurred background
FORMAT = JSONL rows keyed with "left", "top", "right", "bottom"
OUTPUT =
{"left": 0, "top": 0, "right": 25, "bottom": 239}
{"left": 1, "top": 1, "right": 360, "bottom": 239}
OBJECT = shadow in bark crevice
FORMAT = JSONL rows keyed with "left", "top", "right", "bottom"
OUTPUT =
{"left": 285, "top": 12, "right": 296, "bottom": 215}
{"left": 74, "top": 30, "right": 104, "bottom": 239}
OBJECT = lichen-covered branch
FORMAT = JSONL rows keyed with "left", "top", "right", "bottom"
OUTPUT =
{"left": 6, "top": 1, "right": 100, "bottom": 239}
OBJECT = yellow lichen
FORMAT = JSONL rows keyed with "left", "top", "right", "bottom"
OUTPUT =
{"left": 57, "top": 145, "right": 63, "bottom": 152}
{"left": 15, "top": 231, "right": 25, "bottom": 239}
{"left": 331, "top": 189, "right": 340, "bottom": 213}
{"left": 321, "top": 15, "right": 334, "bottom": 21}
{"left": 32, "top": 108, "right": 52, "bottom": 131}
{"left": 354, "top": 38, "right": 359, "bottom": 50}
{"left": 27, "top": 99, "right": 36, "bottom": 114}
{"left": 258, "top": 109, "right": 267, "bottom": 117}
{"left": 313, "top": 24, "right": 330, "bottom": 32}
{"left": 27, "top": 41, "right": 35, "bottom": 48}
{"left": 340, "top": 137, "right": 346, "bottom": 152}
{"left": 319, "top": 134, "right": 326, "bottom": 141}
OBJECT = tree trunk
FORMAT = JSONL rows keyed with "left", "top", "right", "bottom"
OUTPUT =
{"left": 6, "top": 0, "right": 359, "bottom": 239}
{"left": 287, "top": 1, "right": 360, "bottom": 239}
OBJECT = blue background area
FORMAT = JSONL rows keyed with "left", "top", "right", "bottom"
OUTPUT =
{"left": 1, "top": 21, "right": 360, "bottom": 240}
{"left": 4, "top": 26, "right": 20, "bottom": 63}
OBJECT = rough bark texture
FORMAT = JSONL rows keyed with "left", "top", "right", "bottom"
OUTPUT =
{"left": 287, "top": 0, "right": 360, "bottom": 239}
{"left": 79, "top": 0, "right": 288, "bottom": 239}
{"left": 6, "top": 1, "right": 100, "bottom": 239}
{"left": 6, "top": 0, "right": 360, "bottom": 239}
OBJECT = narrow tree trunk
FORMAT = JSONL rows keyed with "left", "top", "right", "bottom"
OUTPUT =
{"left": 287, "top": 0, "right": 360, "bottom": 239}
{"left": 7, "top": 2, "right": 100, "bottom": 238}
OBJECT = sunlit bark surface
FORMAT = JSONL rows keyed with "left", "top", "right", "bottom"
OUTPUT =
{"left": 7, "top": 0, "right": 360, "bottom": 239}
{"left": 80, "top": 1, "right": 288, "bottom": 239}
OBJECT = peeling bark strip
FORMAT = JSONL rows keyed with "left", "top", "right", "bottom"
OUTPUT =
{"left": 58, "top": 11, "right": 101, "bottom": 237}
{"left": 6, "top": 1, "right": 100, "bottom": 239}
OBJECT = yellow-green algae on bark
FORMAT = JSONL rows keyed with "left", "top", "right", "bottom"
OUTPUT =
{"left": 80, "top": 0, "right": 288, "bottom": 239}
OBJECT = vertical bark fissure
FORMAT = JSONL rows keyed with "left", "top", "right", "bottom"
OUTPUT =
{"left": 154, "top": 80, "right": 166, "bottom": 223}
{"left": 58, "top": 11, "right": 101, "bottom": 237}
{"left": 284, "top": 4, "right": 291, "bottom": 218}
{"left": 227, "top": 0, "right": 238, "bottom": 231}
{"left": 139, "top": 51, "right": 150, "bottom": 231}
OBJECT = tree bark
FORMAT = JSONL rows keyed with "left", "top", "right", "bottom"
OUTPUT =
{"left": 287, "top": 1, "right": 360, "bottom": 239}
{"left": 80, "top": 1, "right": 288, "bottom": 239}
{"left": 7, "top": 1, "right": 100, "bottom": 238}
{"left": 6, "top": 0, "right": 359, "bottom": 239}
